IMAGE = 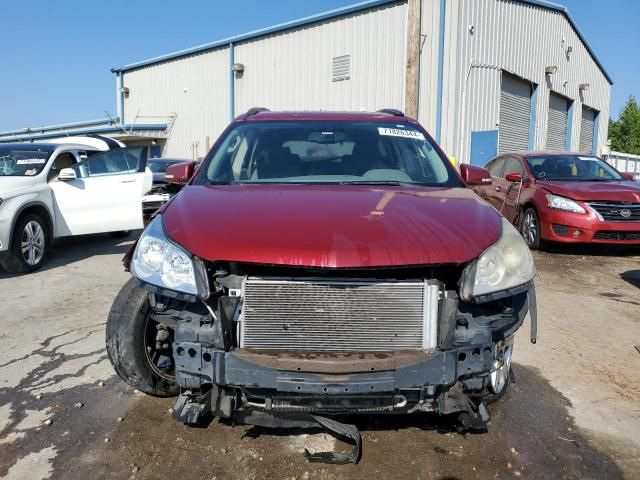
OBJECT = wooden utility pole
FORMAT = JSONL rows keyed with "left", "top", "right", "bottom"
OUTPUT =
{"left": 405, "top": 0, "right": 422, "bottom": 118}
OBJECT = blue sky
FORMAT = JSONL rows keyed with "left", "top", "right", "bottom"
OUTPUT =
{"left": 0, "top": 0, "right": 637, "bottom": 131}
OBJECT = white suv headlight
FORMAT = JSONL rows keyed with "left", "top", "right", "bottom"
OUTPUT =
{"left": 546, "top": 194, "right": 586, "bottom": 214}
{"left": 131, "top": 215, "right": 197, "bottom": 295}
{"left": 461, "top": 217, "right": 536, "bottom": 301}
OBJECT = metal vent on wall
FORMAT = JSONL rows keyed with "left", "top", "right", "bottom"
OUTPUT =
{"left": 332, "top": 55, "right": 351, "bottom": 82}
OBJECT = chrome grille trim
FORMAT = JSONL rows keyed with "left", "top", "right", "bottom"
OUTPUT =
{"left": 240, "top": 277, "right": 439, "bottom": 352}
{"left": 587, "top": 202, "right": 640, "bottom": 222}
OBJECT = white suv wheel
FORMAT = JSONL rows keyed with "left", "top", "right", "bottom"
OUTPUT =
{"left": 21, "top": 220, "right": 46, "bottom": 266}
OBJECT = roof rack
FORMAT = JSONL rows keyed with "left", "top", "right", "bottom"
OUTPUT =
{"left": 377, "top": 108, "right": 405, "bottom": 117}
{"left": 245, "top": 107, "right": 270, "bottom": 117}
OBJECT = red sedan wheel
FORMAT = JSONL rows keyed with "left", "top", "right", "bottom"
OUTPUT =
{"left": 521, "top": 208, "right": 542, "bottom": 249}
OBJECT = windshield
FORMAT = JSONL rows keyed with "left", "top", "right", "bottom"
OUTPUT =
{"left": 526, "top": 154, "right": 623, "bottom": 181}
{"left": 197, "top": 121, "right": 460, "bottom": 187}
{"left": 149, "top": 160, "right": 184, "bottom": 173}
{"left": 0, "top": 147, "right": 53, "bottom": 177}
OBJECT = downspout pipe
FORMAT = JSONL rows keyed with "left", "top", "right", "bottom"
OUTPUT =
{"left": 229, "top": 42, "right": 235, "bottom": 120}
{"left": 118, "top": 72, "right": 125, "bottom": 124}
{"left": 435, "top": 0, "right": 447, "bottom": 143}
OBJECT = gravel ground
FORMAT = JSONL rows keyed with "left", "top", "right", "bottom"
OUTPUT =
{"left": 0, "top": 234, "right": 638, "bottom": 479}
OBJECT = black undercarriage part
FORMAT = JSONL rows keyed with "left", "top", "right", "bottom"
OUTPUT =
{"left": 303, "top": 415, "right": 361, "bottom": 465}
{"left": 170, "top": 384, "right": 491, "bottom": 464}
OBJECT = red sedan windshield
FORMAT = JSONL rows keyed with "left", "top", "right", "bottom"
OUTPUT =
{"left": 526, "top": 154, "right": 623, "bottom": 181}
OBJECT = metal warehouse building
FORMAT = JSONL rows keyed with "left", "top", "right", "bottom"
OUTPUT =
{"left": 1, "top": 0, "right": 612, "bottom": 166}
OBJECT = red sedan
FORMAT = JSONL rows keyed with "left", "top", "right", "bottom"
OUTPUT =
{"left": 474, "top": 152, "right": 640, "bottom": 248}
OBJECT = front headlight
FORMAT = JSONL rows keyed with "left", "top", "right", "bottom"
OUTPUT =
{"left": 546, "top": 194, "right": 586, "bottom": 214}
{"left": 461, "top": 217, "right": 535, "bottom": 301}
{"left": 131, "top": 215, "right": 197, "bottom": 295}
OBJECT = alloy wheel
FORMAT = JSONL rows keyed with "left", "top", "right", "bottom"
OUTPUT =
{"left": 490, "top": 345, "right": 513, "bottom": 394}
{"left": 522, "top": 211, "right": 538, "bottom": 246}
{"left": 21, "top": 220, "right": 45, "bottom": 266}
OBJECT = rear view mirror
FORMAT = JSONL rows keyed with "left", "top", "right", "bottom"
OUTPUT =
{"left": 165, "top": 161, "right": 195, "bottom": 184}
{"left": 505, "top": 172, "right": 523, "bottom": 183}
{"left": 621, "top": 172, "right": 635, "bottom": 181}
{"left": 308, "top": 131, "right": 347, "bottom": 144}
{"left": 460, "top": 164, "right": 492, "bottom": 186}
{"left": 58, "top": 168, "right": 77, "bottom": 181}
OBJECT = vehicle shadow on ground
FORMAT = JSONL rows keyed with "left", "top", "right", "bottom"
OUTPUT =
{"left": 0, "top": 232, "right": 140, "bottom": 279}
{"left": 542, "top": 243, "right": 640, "bottom": 258}
{"left": 87, "top": 364, "right": 623, "bottom": 480}
{"left": 620, "top": 270, "right": 640, "bottom": 289}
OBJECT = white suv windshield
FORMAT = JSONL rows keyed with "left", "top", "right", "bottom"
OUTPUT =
{"left": 199, "top": 121, "right": 460, "bottom": 187}
{"left": 0, "top": 147, "right": 53, "bottom": 176}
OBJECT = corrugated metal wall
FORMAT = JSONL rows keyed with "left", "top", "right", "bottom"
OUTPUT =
{"left": 234, "top": 3, "right": 407, "bottom": 115}
{"left": 122, "top": 49, "right": 230, "bottom": 158}
{"left": 120, "top": 0, "right": 611, "bottom": 161}
{"left": 122, "top": 2, "right": 406, "bottom": 158}
{"left": 439, "top": 0, "right": 611, "bottom": 162}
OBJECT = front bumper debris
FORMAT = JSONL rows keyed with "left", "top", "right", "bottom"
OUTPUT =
{"left": 151, "top": 280, "right": 534, "bottom": 464}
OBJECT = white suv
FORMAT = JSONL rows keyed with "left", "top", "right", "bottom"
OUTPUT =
{"left": 0, "top": 142, "right": 152, "bottom": 273}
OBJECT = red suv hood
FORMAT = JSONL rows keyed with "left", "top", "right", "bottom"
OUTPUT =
{"left": 538, "top": 180, "right": 640, "bottom": 202}
{"left": 162, "top": 185, "right": 501, "bottom": 268}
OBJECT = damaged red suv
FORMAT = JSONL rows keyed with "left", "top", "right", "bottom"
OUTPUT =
{"left": 107, "top": 109, "right": 536, "bottom": 463}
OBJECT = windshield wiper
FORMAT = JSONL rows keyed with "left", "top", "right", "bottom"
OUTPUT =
{"left": 205, "top": 180, "right": 232, "bottom": 185}
{"left": 573, "top": 178, "right": 614, "bottom": 182}
{"left": 339, "top": 180, "right": 421, "bottom": 186}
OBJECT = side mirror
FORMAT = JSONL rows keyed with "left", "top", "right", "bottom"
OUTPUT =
{"left": 505, "top": 172, "right": 523, "bottom": 183}
{"left": 58, "top": 168, "right": 77, "bottom": 181}
{"left": 460, "top": 164, "right": 492, "bottom": 186}
{"left": 165, "top": 161, "right": 195, "bottom": 184}
{"left": 621, "top": 172, "right": 635, "bottom": 181}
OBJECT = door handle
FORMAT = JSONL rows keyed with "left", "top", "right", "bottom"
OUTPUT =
{"left": 119, "top": 179, "right": 136, "bottom": 183}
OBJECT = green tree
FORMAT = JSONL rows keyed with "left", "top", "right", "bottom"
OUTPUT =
{"left": 609, "top": 96, "right": 640, "bottom": 154}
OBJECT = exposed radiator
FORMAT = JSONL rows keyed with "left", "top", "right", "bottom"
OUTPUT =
{"left": 239, "top": 277, "right": 439, "bottom": 352}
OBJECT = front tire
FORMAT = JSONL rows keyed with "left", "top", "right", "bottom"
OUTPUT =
{"left": 520, "top": 207, "right": 544, "bottom": 250}
{"left": 0, "top": 213, "right": 48, "bottom": 274}
{"left": 106, "top": 278, "right": 179, "bottom": 397}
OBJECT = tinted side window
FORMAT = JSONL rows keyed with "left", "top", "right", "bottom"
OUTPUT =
{"left": 74, "top": 148, "right": 145, "bottom": 178}
{"left": 485, "top": 157, "right": 506, "bottom": 177}
{"left": 502, "top": 157, "right": 525, "bottom": 177}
